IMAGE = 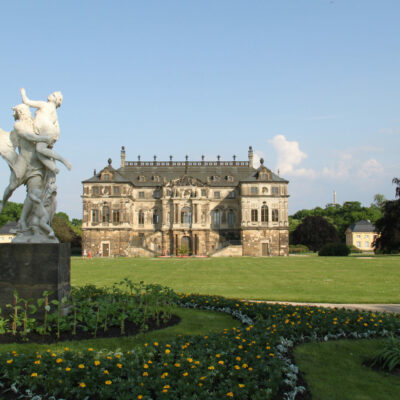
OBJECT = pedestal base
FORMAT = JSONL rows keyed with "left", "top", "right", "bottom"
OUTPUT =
{"left": 0, "top": 243, "right": 70, "bottom": 313}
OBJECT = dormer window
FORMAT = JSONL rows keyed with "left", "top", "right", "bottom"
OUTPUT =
{"left": 153, "top": 175, "right": 160, "bottom": 182}
{"left": 226, "top": 176, "right": 234, "bottom": 182}
{"left": 103, "top": 173, "right": 110, "bottom": 180}
{"left": 138, "top": 176, "right": 146, "bottom": 182}
{"left": 212, "top": 175, "right": 220, "bottom": 181}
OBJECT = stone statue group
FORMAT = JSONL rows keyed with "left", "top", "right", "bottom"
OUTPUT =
{"left": 0, "top": 88, "right": 71, "bottom": 243}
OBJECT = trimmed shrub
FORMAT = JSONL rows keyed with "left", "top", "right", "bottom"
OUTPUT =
{"left": 318, "top": 243, "right": 350, "bottom": 256}
{"left": 349, "top": 245, "right": 362, "bottom": 254}
{"left": 289, "top": 244, "right": 310, "bottom": 254}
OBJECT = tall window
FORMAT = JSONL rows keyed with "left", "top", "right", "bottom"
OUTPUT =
{"left": 112, "top": 210, "right": 120, "bottom": 223}
{"left": 138, "top": 191, "right": 145, "bottom": 199}
{"left": 153, "top": 210, "right": 160, "bottom": 224}
{"left": 228, "top": 210, "right": 235, "bottom": 227}
{"left": 271, "top": 187, "right": 279, "bottom": 195}
{"left": 214, "top": 191, "right": 221, "bottom": 199}
{"left": 92, "top": 187, "right": 99, "bottom": 195}
{"left": 113, "top": 186, "right": 120, "bottom": 195}
{"left": 261, "top": 205, "right": 269, "bottom": 222}
{"left": 138, "top": 210, "right": 144, "bottom": 225}
{"left": 201, "top": 189, "right": 207, "bottom": 197}
{"left": 228, "top": 191, "right": 236, "bottom": 199}
{"left": 92, "top": 209, "right": 99, "bottom": 223}
{"left": 272, "top": 209, "right": 279, "bottom": 222}
{"left": 181, "top": 207, "right": 192, "bottom": 224}
{"left": 251, "top": 209, "right": 258, "bottom": 222}
{"left": 212, "top": 209, "right": 220, "bottom": 226}
{"left": 102, "top": 206, "right": 110, "bottom": 223}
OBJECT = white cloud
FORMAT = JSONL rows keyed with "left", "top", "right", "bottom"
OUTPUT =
{"left": 359, "top": 158, "right": 384, "bottom": 178}
{"left": 269, "top": 134, "right": 316, "bottom": 178}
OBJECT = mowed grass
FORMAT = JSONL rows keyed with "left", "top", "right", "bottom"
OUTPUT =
{"left": 71, "top": 255, "right": 400, "bottom": 304}
{"left": 295, "top": 339, "right": 400, "bottom": 400}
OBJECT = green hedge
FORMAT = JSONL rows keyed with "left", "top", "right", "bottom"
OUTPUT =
{"left": 318, "top": 243, "right": 350, "bottom": 256}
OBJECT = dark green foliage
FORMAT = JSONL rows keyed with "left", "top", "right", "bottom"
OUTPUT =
{"left": 318, "top": 243, "right": 350, "bottom": 256}
{"left": 290, "top": 201, "right": 383, "bottom": 241}
{"left": 374, "top": 199, "right": 400, "bottom": 254}
{"left": 289, "top": 244, "right": 310, "bottom": 254}
{"left": 52, "top": 212, "right": 82, "bottom": 250}
{"left": 292, "top": 216, "right": 340, "bottom": 252}
{"left": 374, "top": 178, "right": 400, "bottom": 254}
{"left": 0, "top": 201, "right": 23, "bottom": 228}
{"left": 368, "top": 336, "right": 400, "bottom": 372}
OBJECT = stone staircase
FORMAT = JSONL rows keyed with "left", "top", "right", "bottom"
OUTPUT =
{"left": 211, "top": 244, "right": 243, "bottom": 257}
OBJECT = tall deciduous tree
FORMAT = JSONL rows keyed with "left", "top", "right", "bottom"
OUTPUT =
{"left": 374, "top": 178, "right": 400, "bottom": 254}
{"left": 292, "top": 216, "right": 340, "bottom": 252}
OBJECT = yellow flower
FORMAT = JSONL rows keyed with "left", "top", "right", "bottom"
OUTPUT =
{"left": 227, "top": 392, "right": 234, "bottom": 397}
{"left": 187, "top": 357, "right": 193, "bottom": 363}
{"left": 154, "top": 342, "right": 159, "bottom": 346}
{"left": 174, "top": 363, "right": 181, "bottom": 367}
{"left": 104, "top": 369, "right": 109, "bottom": 375}
{"left": 218, "top": 360, "right": 224, "bottom": 365}
{"left": 238, "top": 384, "right": 245, "bottom": 388}
{"left": 79, "top": 382, "right": 86, "bottom": 388}
{"left": 198, "top": 383, "right": 203, "bottom": 387}
{"left": 94, "top": 360, "right": 101, "bottom": 366}
{"left": 183, "top": 372, "right": 188, "bottom": 376}
{"left": 235, "top": 356, "right": 241, "bottom": 361}
{"left": 138, "top": 396, "right": 143, "bottom": 400}
{"left": 143, "top": 371, "right": 148, "bottom": 377}
{"left": 34, "top": 360, "right": 40, "bottom": 365}
{"left": 64, "top": 347, "right": 69, "bottom": 351}
{"left": 105, "top": 380, "right": 112, "bottom": 385}
{"left": 164, "top": 384, "right": 171, "bottom": 389}
{"left": 195, "top": 360, "right": 200, "bottom": 365}
{"left": 208, "top": 366, "right": 215, "bottom": 370}
{"left": 117, "top": 363, "right": 123, "bottom": 369}
{"left": 6, "top": 359, "right": 13, "bottom": 364}
{"left": 242, "top": 364, "right": 248, "bottom": 369}
{"left": 200, "top": 376, "right": 206, "bottom": 380}
{"left": 115, "top": 354, "right": 121, "bottom": 359}
{"left": 162, "top": 389, "right": 168, "bottom": 393}
{"left": 78, "top": 364, "right": 85, "bottom": 369}
{"left": 65, "top": 367, "right": 71, "bottom": 372}
{"left": 216, "top": 354, "right": 221, "bottom": 358}
{"left": 51, "top": 353, "right": 57, "bottom": 357}
{"left": 165, "top": 349, "right": 171, "bottom": 354}
{"left": 269, "top": 353, "right": 275, "bottom": 358}
{"left": 143, "top": 364, "right": 149, "bottom": 369}
{"left": 234, "top": 365, "right": 240, "bottom": 370}
{"left": 31, "top": 372, "right": 38, "bottom": 377}
{"left": 56, "top": 358, "right": 63, "bottom": 364}
{"left": 88, "top": 348, "right": 93, "bottom": 352}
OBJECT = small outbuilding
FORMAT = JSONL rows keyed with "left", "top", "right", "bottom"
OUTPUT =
{"left": 345, "top": 220, "right": 378, "bottom": 251}
{"left": 0, "top": 221, "right": 18, "bottom": 243}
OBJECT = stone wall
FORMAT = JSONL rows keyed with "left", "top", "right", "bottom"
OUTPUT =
{"left": 242, "top": 228, "right": 289, "bottom": 256}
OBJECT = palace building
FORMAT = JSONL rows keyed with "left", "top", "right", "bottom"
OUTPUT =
{"left": 81, "top": 146, "right": 289, "bottom": 257}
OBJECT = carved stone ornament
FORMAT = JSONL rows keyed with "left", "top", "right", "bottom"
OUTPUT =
{"left": 0, "top": 88, "right": 71, "bottom": 243}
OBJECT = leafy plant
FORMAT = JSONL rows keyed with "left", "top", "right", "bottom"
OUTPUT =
{"left": 367, "top": 336, "right": 400, "bottom": 372}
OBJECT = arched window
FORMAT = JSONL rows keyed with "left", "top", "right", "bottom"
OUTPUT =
{"left": 138, "top": 210, "right": 144, "bottom": 225}
{"left": 261, "top": 205, "right": 269, "bottom": 222}
{"left": 228, "top": 210, "right": 235, "bottom": 227}
{"left": 212, "top": 209, "right": 220, "bottom": 227}
{"left": 181, "top": 207, "right": 192, "bottom": 224}
{"left": 102, "top": 206, "right": 110, "bottom": 223}
{"left": 153, "top": 210, "right": 160, "bottom": 225}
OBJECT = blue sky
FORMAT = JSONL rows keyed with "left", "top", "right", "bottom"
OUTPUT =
{"left": 0, "top": 0, "right": 399, "bottom": 218}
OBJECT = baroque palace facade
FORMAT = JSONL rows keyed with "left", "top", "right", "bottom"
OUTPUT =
{"left": 81, "top": 147, "right": 289, "bottom": 257}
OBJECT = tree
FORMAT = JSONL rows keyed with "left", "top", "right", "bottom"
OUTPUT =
{"left": 0, "top": 201, "right": 23, "bottom": 228}
{"left": 374, "top": 178, "right": 400, "bottom": 253}
{"left": 292, "top": 216, "right": 340, "bottom": 252}
{"left": 372, "top": 194, "right": 387, "bottom": 209}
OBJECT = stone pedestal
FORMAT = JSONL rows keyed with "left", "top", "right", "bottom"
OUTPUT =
{"left": 0, "top": 243, "right": 70, "bottom": 313}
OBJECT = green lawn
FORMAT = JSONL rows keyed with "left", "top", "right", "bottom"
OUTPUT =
{"left": 295, "top": 339, "right": 400, "bottom": 400}
{"left": 72, "top": 255, "right": 400, "bottom": 303}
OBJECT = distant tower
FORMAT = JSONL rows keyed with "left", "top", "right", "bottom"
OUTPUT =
{"left": 120, "top": 146, "right": 126, "bottom": 168}
{"left": 333, "top": 190, "right": 337, "bottom": 205}
{"left": 248, "top": 146, "right": 254, "bottom": 168}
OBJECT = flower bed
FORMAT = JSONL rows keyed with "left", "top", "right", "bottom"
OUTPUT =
{"left": 1, "top": 289, "right": 400, "bottom": 399}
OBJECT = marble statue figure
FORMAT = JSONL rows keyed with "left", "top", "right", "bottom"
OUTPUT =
{"left": 0, "top": 88, "right": 71, "bottom": 243}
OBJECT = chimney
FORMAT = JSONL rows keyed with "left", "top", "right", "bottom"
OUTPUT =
{"left": 248, "top": 146, "right": 254, "bottom": 168}
{"left": 120, "top": 146, "right": 126, "bottom": 168}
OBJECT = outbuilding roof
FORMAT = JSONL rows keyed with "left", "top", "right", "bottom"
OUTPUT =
{"left": 348, "top": 220, "right": 376, "bottom": 233}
